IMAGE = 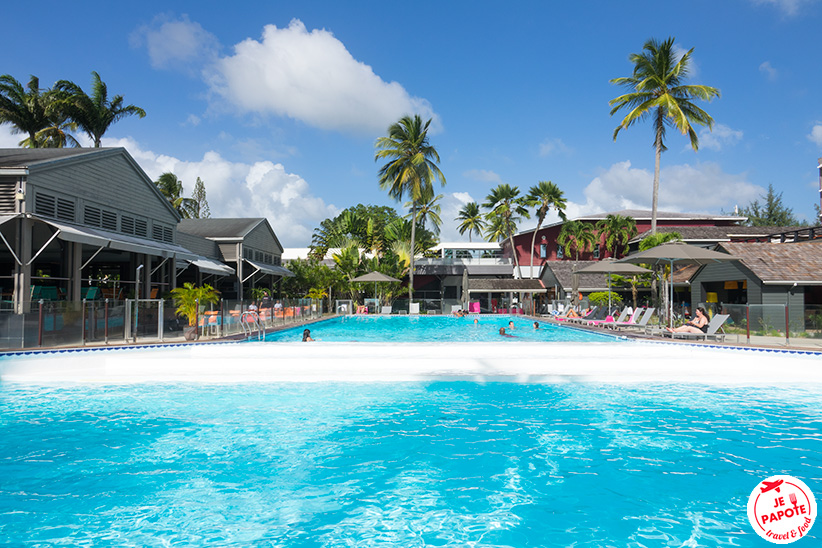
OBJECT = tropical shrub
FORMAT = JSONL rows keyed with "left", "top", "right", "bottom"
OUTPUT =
{"left": 170, "top": 283, "right": 220, "bottom": 326}
{"left": 587, "top": 291, "right": 623, "bottom": 307}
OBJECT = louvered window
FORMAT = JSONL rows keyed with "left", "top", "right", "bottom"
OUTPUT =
{"left": 101, "top": 210, "right": 117, "bottom": 231}
{"left": 121, "top": 216, "right": 134, "bottom": 235}
{"left": 35, "top": 193, "right": 56, "bottom": 217}
{"left": 163, "top": 227, "right": 173, "bottom": 243}
{"left": 0, "top": 180, "right": 16, "bottom": 213}
{"left": 152, "top": 225, "right": 163, "bottom": 241}
{"left": 84, "top": 206, "right": 102, "bottom": 227}
{"left": 135, "top": 219, "right": 148, "bottom": 238}
{"left": 56, "top": 198, "right": 74, "bottom": 222}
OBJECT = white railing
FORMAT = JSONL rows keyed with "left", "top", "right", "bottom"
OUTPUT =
{"left": 415, "top": 257, "right": 512, "bottom": 266}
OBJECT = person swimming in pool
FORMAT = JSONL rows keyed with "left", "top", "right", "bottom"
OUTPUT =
{"left": 473, "top": 318, "right": 479, "bottom": 325}
{"left": 499, "top": 327, "right": 515, "bottom": 338}
{"left": 508, "top": 321, "right": 515, "bottom": 330}
{"left": 533, "top": 321, "right": 540, "bottom": 329}
{"left": 302, "top": 329, "right": 315, "bottom": 342}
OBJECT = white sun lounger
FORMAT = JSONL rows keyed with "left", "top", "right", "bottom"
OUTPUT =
{"left": 657, "top": 314, "right": 729, "bottom": 342}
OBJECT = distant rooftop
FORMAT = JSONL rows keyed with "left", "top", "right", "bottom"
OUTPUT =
{"left": 517, "top": 209, "right": 747, "bottom": 236}
{"left": 0, "top": 148, "right": 113, "bottom": 169}
{"left": 178, "top": 218, "right": 266, "bottom": 240}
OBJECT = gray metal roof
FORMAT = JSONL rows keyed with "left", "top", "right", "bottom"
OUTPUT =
{"left": 539, "top": 261, "right": 613, "bottom": 291}
{"left": 0, "top": 148, "right": 107, "bottom": 168}
{"left": 631, "top": 225, "right": 806, "bottom": 243}
{"left": 177, "top": 218, "right": 266, "bottom": 239}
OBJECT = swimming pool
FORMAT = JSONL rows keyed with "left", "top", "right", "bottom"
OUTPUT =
{"left": 0, "top": 382, "right": 819, "bottom": 546}
{"left": 264, "top": 315, "right": 621, "bottom": 343}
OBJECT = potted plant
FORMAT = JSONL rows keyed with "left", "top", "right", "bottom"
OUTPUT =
{"left": 170, "top": 283, "right": 221, "bottom": 340}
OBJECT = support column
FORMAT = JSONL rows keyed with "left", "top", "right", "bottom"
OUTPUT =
{"left": 71, "top": 242, "right": 82, "bottom": 301}
{"left": 13, "top": 216, "right": 32, "bottom": 314}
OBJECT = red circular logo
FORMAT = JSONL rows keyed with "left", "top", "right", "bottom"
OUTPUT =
{"left": 748, "top": 475, "right": 816, "bottom": 544}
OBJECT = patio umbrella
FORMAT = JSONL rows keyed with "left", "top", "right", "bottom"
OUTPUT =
{"left": 351, "top": 271, "right": 401, "bottom": 307}
{"left": 576, "top": 259, "right": 651, "bottom": 310}
{"left": 618, "top": 242, "right": 739, "bottom": 327}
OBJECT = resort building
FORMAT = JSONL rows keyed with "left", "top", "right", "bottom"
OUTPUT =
{"left": 177, "top": 218, "right": 292, "bottom": 300}
{"left": 509, "top": 209, "right": 748, "bottom": 276}
{"left": 0, "top": 148, "right": 291, "bottom": 312}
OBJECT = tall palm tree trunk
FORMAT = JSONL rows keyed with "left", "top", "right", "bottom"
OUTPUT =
{"left": 409, "top": 201, "right": 416, "bottom": 304}
{"left": 509, "top": 230, "right": 522, "bottom": 279}
{"left": 651, "top": 109, "right": 663, "bottom": 235}
{"left": 529, "top": 221, "right": 541, "bottom": 280}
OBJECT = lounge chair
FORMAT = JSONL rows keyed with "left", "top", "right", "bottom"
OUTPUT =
{"left": 409, "top": 302, "right": 420, "bottom": 315}
{"left": 615, "top": 308, "right": 656, "bottom": 331}
{"left": 567, "top": 306, "right": 606, "bottom": 324}
{"left": 555, "top": 306, "right": 599, "bottom": 323}
{"left": 577, "top": 307, "right": 631, "bottom": 327}
{"left": 657, "top": 314, "right": 729, "bottom": 342}
{"left": 604, "top": 307, "right": 643, "bottom": 329}
{"left": 381, "top": 306, "right": 393, "bottom": 315}
{"left": 451, "top": 305, "right": 463, "bottom": 314}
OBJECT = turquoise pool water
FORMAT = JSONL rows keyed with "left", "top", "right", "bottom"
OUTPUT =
{"left": 1, "top": 382, "right": 819, "bottom": 546}
{"left": 264, "top": 315, "right": 621, "bottom": 343}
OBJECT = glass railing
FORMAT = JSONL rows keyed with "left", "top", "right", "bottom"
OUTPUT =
{"left": 0, "top": 298, "right": 324, "bottom": 350}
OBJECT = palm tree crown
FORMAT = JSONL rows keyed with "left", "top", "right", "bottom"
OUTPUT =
{"left": 609, "top": 37, "right": 720, "bottom": 234}
{"left": 557, "top": 220, "right": 596, "bottom": 261}
{"left": 595, "top": 214, "right": 637, "bottom": 257}
{"left": 56, "top": 71, "right": 146, "bottom": 147}
{"left": 155, "top": 172, "right": 197, "bottom": 219}
{"left": 483, "top": 184, "right": 530, "bottom": 278}
{"left": 0, "top": 75, "right": 60, "bottom": 147}
{"left": 526, "top": 180, "right": 567, "bottom": 278}
{"left": 456, "top": 202, "right": 485, "bottom": 242}
{"left": 375, "top": 115, "right": 445, "bottom": 303}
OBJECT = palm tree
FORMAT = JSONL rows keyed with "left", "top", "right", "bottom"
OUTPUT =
{"left": 483, "top": 184, "right": 530, "bottom": 278}
{"left": 56, "top": 71, "right": 146, "bottom": 147}
{"left": 405, "top": 190, "right": 443, "bottom": 235}
{"left": 0, "top": 75, "right": 58, "bottom": 147}
{"left": 526, "top": 180, "right": 567, "bottom": 279}
{"left": 375, "top": 115, "right": 445, "bottom": 303}
{"left": 557, "top": 220, "right": 596, "bottom": 261}
{"left": 155, "top": 172, "right": 197, "bottom": 218}
{"left": 610, "top": 37, "right": 720, "bottom": 234}
{"left": 595, "top": 214, "right": 638, "bottom": 258}
{"left": 456, "top": 202, "right": 485, "bottom": 242}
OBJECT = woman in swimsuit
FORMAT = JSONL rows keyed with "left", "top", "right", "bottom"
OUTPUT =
{"left": 666, "top": 307, "right": 708, "bottom": 334}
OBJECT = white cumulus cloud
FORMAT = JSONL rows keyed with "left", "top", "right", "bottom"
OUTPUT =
{"left": 104, "top": 136, "right": 338, "bottom": 246}
{"left": 808, "top": 124, "right": 822, "bottom": 146}
{"left": 698, "top": 124, "right": 743, "bottom": 151}
{"left": 438, "top": 192, "right": 478, "bottom": 242}
{"left": 206, "top": 19, "right": 438, "bottom": 135}
{"left": 569, "top": 160, "right": 761, "bottom": 216}
{"left": 130, "top": 14, "right": 219, "bottom": 71}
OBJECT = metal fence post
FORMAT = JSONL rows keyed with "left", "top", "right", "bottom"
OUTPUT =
{"left": 158, "top": 299, "right": 164, "bottom": 342}
{"left": 81, "top": 299, "right": 86, "bottom": 345}
{"left": 746, "top": 304, "right": 750, "bottom": 345}
{"left": 37, "top": 299, "right": 44, "bottom": 347}
{"left": 104, "top": 299, "right": 109, "bottom": 345}
{"left": 785, "top": 303, "right": 790, "bottom": 347}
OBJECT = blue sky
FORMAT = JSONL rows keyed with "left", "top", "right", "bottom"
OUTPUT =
{"left": 3, "top": 0, "right": 822, "bottom": 246}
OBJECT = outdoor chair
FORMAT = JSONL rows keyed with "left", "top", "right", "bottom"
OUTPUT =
{"left": 657, "top": 314, "right": 730, "bottom": 342}
{"left": 381, "top": 306, "right": 393, "bottom": 315}
{"left": 615, "top": 308, "right": 656, "bottom": 331}
{"left": 409, "top": 303, "right": 420, "bottom": 315}
{"left": 577, "top": 307, "right": 631, "bottom": 327}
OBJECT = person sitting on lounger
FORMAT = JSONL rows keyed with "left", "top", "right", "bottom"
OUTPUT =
{"left": 666, "top": 307, "right": 708, "bottom": 334}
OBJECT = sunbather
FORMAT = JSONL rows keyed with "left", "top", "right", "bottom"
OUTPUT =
{"left": 666, "top": 307, "right": 708, "bottom": 334}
